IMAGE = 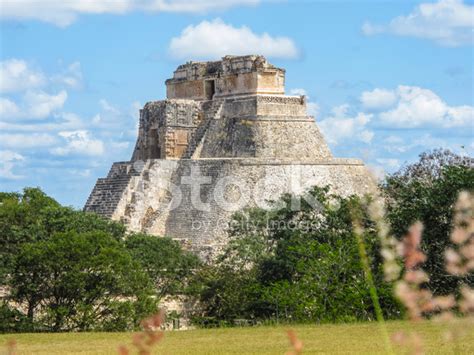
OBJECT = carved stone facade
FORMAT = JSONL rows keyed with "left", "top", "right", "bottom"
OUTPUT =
{"left": 166, "top": 55, "right": 285, "bottom": 100}
{"left": 85, "top": 55, "right": 377, "bottom": 259}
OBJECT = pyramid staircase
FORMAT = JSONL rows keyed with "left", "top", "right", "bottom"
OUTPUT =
{"left": 84, "top": 162, "right": 141, "bottom": 217}
{"left": 181, "top": 100, "right": 223, "bottom": 159}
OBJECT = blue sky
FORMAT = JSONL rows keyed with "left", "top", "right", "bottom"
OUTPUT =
{"left": 0, "top": 0, "right": 473, "bottom": 207}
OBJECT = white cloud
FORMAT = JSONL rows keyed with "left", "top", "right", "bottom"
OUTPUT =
{"left": 51, "top": 62, "right": 83, "bottom": 89}
{"left": 0, "top": 112, "right": 84, "bottom": 132}
{"left": 289, "top": 88, "right": 307, "bottom": 96}
{"left": 0, "top": 59, "right": 46, "bottom": 93}
{"left": 145, "top": 0, "right": 259, "bottom": 12}
{"left": 0, "top": 150, "right": 25, "bottom": 179}
{"left": 362, "top": 0, "right": 474, "bottom": 46}
{"left": 51, "top": 130, "right": 105, "bottom": 156}
{"left": 369, "top": 85, "right": 474, "bottom": 128}
{"left": 0, "top": 0, "right": 260, "bottom": 27}
{"left": 0, "top": 97, "right": 21, "bottom": 118}
{"left": 24, "top": 90, "right": 68, "bottom": 119}
{"left": 383, "top": 133, "right": 450, "bottom": 154}
{"left": 169, "top": 18, "right": 299, "bottom": 60}
{"left": 361, "top": 88, "right": 397, "bottom": 110}
{"left": 0, "top": 59, "right": 83, "bottom": 123}
{"left": 1, "top": 58, "right": 83, "bottom": 93}
{"left": 0, "top": 90, "right": 68, "bottom": 120}
{"left": 318, "top": 104, "right": 374, "bottom": 145}
{"left": 99, "top": 99, "right": 120, "bottom": 114}
{"left": 376, "top": 158, "right": 401, "bottom": 170}
{"left": 68, "top": 168, "right": 92, "bottom": 178}
{"left": 0, "top": 133, "right": 57, "bottom": 149}
{"left": 307, "top": 102, "right": 320, "bottom": 118}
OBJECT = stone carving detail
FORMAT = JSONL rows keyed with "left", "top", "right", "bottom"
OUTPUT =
{"left": 256, "top": 95, "right": 303, "bottom": 105}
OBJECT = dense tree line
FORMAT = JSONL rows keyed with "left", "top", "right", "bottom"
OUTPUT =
{"left": 0, "top": 189, "right": 199, "bottom": 332}
{"left": 1, "top": 149, "right": 472, "bottom": 332}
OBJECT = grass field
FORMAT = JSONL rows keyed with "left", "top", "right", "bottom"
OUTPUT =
{"left": 1, "top": 320, "right": 473, "bottom": 354}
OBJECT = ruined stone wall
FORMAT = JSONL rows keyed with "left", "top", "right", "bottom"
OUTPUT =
{"left": 131, "top": 100, "right": 202, "bottom": 160}
{"left": 166, "top": 80, "right": 207, "bottom": 101}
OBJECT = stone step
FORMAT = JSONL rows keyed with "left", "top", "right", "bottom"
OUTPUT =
{"left": 182, "top": 101, "right": 223, "bottom": 159}
{"left": 84, "top": 162, "right": 142, "bottom": 217}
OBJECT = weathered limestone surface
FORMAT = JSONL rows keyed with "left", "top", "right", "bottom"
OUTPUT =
{"left": 166, "top": 55, "right": 285, "bottom": 100}
{"left": 84, "top": 55, "right": 377, "bottom": 259}
{"left": 106, "top": 158, "right": 373, "bottom": 260}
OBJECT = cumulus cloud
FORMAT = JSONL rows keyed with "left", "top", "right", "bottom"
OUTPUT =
{"left": 0, "top": 59, "right": 46, "bottom": 93}
{"left": 0, "top": 98, "right": 21, "bottom": 118}
{"left": 361, "top": 88, "right": 397, "bottom": 110}
{"left": 0, "top": 112, "right": 84, "bottom": 133}
{"left": 0, "top": 58, "right": 83, "bottom": 93}
{"left": 0, "top": 59, "right": 82, "bottom": 122}
{"left": 168, "top": 18, "right": 299, "bottom": 60}
{"left": 51, "top": 130, "right": 105, "bottom": 156}
{"left": 0, "top": 0, "right": 260, "bottom": 27}
{"left": 24, "top": 90, "right": 68, "bottom": 119}
{"left": 289, "top": 88, "right": 307, "bottom": 96}
{"left": 376, "top": 158, "right": 401, "bottom": 170}
{"left": 0, "top": 90, "right": 68, "bottom": 120}
{"left": 51, "top": 62, "right": 84, "bottom": 89}
{"left": 318, "top": 104, "right": 374, "bottom": 145}
{"left": 0, "top": 133, "right": 57, "bottom": 149}
{"left": 0, "top": 150, "right": 25, "bottom": 179}
{"left": 382, "top": 134, "right": 449, "bottom": 154}
{"left": 362, "top": 0, "right": 474, "bottom": 46}
{"left": 361, "top": 85, "right": 474, "bottom": 128}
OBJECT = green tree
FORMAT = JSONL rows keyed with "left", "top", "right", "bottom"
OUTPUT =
{"left": 125, "top": 233, "right": 201, "bottom": 298}
{"left": 0, "top": 188, "right": 59, "bottom": 280}
{"left": 0, "top": 187, "right": 126, "bottom": 282}
{"left": 383, "top": 149, "right": 474, "bottom": 295}
{"left": 194, "top": 187, "right": 400, "bottom": 324}
{"left": 9, "top": 231, "right": 157, "bottom": 331}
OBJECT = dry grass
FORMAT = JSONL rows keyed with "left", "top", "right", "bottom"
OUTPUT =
{"left": 1, "top": 320, "right": 473, "bottom": 355}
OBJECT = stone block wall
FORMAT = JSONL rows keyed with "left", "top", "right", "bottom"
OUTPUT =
{"left": 166, "top": 55, "right": 285, "bottom": 100}
{"left": 131, "top": 100, "right": 202, "bottom": 160}
{"left": 105, "top": 158, "right": 376, "bottom": 260}
{"left": 198, "top": 95, "right": 332, "bottom": 160}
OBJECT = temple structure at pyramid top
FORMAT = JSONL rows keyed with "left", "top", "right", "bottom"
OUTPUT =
{"left": 130, "top": 55, "right": 332, "bottom": 162}
{"left": 166, "top": 55, "right": 285, "bottom": 100}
